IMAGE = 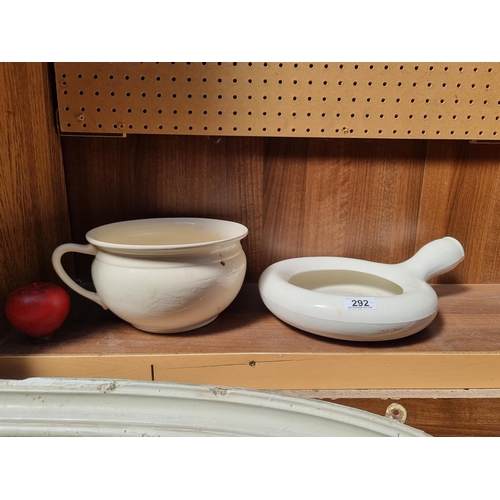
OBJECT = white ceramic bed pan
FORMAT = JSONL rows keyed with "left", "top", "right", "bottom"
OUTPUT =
{"left": 258, "top": 237, "right": 465, "bottom": 342}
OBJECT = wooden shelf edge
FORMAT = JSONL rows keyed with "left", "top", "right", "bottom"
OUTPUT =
{"left": 1, "top": 352, "right": 500, "bottom": 390}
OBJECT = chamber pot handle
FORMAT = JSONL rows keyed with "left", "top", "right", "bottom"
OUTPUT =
{"left": 52, "top": 243, "right": 108, "bottom": 309}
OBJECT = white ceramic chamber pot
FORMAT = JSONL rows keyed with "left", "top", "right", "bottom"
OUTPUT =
{"left": 258, "top": 237, "right": 465, "bottom": 341}
{"left": 52, "top": 218, "right": 248, "bottom": 333}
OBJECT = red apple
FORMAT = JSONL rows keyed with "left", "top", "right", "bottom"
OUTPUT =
{"left": 5, "top": 282, "right": 71, "bottom": 338}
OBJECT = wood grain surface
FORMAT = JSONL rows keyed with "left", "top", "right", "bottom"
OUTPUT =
{"left": 2, "top": 283, "right": 499, "bottom": 355}
{"left": 60, "top": 133, "right": 500, "bottom": 285}
{"left": 0, "top": 63, "right": 72, "bottom": 334}
{"left": 320, "top": 397, "right": 500, "bottom": 437}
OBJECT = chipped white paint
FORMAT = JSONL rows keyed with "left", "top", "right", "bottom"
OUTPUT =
{"left": 0, "top": 378, "right": 429, "bottom": 437}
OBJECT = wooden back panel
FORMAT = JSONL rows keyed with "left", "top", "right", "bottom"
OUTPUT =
{"left": 0, "top": 63, "right": 72, "bottom": 316}
{"left": 61, "top": 134, "right": 500, "bottom": 284}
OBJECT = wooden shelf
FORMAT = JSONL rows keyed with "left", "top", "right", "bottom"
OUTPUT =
{"left": 1, "top": 283, "right": 500, "bottom": 390}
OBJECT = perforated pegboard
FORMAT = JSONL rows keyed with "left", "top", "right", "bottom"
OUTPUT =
{"left": 55, "top": 62, "right": 500, "bottom": 140}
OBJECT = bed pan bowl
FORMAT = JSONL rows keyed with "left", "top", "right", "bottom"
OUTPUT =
{"left": 258, "top": 237, "right": 464, "bottom": 341}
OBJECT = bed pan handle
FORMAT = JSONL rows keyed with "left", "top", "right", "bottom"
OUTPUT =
{"left": 401, "top": 237, "right": 465, "bottom": 282}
